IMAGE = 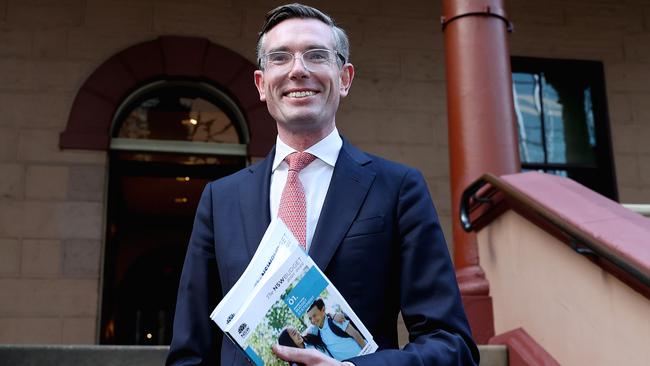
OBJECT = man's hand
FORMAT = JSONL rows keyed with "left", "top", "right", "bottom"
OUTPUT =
{"left": 272, "top": 344, "right": 343, "bottom": 366}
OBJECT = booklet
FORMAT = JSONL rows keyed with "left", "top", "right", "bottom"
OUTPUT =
{"left": 211, "top": 220, "right": 378, "bottom": 366}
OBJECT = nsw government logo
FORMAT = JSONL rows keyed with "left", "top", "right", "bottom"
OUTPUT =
{"left": 238, "top": 323, "right": 250, "bottom": 338}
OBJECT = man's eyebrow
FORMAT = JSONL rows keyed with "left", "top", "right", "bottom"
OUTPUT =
{"left": 266, "top": 44, "right": 332, "bottom": 53}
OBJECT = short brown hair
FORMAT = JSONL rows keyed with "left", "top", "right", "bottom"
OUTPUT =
{"left": 256, "top": 3, "right": 350, "bottom": 69}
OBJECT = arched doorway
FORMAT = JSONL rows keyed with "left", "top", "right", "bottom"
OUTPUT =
{"left": 101, "top": 79, "right": 249, "bottom": 345}
{"left": 58, "top": 36, "right": 276, "bottom": 345}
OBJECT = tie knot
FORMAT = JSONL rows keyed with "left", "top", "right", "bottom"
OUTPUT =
{"left": 285, "top": 152, "right": 316, "bottom": 172}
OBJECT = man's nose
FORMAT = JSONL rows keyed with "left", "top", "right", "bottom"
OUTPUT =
{"left": 288, "top": 54, "right": 309, "bottom": 78}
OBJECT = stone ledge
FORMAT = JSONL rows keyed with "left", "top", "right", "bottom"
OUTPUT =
{"left": 0, "top": 344, "right": 507, "bottom": 366}
{"left": 0, "top": 345, "right": 168, "bottom": 366}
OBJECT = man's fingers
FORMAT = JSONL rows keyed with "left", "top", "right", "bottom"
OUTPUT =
{"left": 273, "top": 345, "right": 327, "bottom": 363}
{"left": 273, "top": 345, "right": 309, "bottom": 362}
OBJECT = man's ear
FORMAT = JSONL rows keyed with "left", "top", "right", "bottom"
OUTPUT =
{"left": 254, "top": 70, "right": 266, "bottom": 101}
{"left": 339, "top": 63, "right": 354, "bottom": 97}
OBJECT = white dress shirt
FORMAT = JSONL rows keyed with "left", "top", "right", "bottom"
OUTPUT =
{"left": 270, "top": 128, "right": 342, "bottom": 251}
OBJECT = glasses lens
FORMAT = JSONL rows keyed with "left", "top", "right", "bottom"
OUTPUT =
{"left": 266, "top": 52, "right": 293, "bottom": 65}
{"left": 264, "top": 49, "right": 336, "bottom": 72}
{"left": 303, "top": 49, "right": 332, "bottom": 65}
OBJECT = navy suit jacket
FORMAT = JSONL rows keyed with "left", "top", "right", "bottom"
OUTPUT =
{"left": 167, "top": 140, "right": 479, "bottom": 366}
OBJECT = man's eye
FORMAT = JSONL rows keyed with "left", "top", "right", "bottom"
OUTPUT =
{"left": 305, "top": 51, "right": 329, "bottom": 62}
{"left": 268, "top": 53, "right": 292, "bottom": 63}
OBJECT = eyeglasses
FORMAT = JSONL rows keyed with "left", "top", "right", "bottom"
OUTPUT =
{"left": 262, "top": 49, "right": 345, "bottom": 72}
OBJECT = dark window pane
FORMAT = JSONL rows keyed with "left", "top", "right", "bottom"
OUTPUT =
{"left": 512, "top": 56, "right": 617, "bottom": 200}
{"left": 513, "top": 72, "right": 544, "bottom": 163}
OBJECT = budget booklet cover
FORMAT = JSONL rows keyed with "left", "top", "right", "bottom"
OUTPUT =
{"left": 211, "top": 220, "right": 378, "bottom": 366}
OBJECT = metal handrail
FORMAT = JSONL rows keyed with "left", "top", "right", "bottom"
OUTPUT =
{"left": 622, "top": 204, "right": 650, "bottom": 218}
{"left": 460, "top": 173, "right": 650, "bottom": 290}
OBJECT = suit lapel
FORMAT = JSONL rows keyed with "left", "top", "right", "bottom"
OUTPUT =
{"left": 309, "top": 141, "right": 376, "bottom": 270}
{"left": 239, "top": 149, "right": 274, "bottom": 259}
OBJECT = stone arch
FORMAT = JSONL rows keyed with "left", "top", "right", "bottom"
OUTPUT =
{"left": 59, "top": 36, "right": 275, "bottom": 157}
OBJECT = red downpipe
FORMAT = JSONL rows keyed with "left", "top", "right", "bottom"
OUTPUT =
{"left": 441, "top": 0, "right": 520, "bottom": 343}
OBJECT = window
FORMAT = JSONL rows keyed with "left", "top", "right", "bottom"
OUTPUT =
{"left": 511, "top": 57, "right": 618, "bottom": 200}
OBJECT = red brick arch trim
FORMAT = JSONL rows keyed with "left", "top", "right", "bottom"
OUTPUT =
{"left": 59, "top": 36, "right": 275, "bottom": 157}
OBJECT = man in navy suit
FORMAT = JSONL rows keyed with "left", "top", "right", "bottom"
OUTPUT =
{"left": 167, "top": 3, "right": 479, "bottom": 366}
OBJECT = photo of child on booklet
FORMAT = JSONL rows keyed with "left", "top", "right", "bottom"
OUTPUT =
{"left": 277, "top": 297, "right": 368, "bottom": 361}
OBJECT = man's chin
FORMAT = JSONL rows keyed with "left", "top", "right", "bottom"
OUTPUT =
{"left": 278, "top": 117, "right": 329, "bottom": 133}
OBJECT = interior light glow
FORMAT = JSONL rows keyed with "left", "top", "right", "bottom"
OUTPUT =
{"left": 174, "top": 197, "right": 189, "bottom": 204}
{"left": 176, "top": 176, "right": 191, "bottom": 182}
{"left": 181, "top": 118, "right": 199, "bottom": 126}
{"left": 146, "top": 333, "right": 152, "bottom": 339}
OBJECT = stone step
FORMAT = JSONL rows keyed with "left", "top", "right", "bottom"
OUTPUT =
{"left": 480, "top": 344, "right": 508, "bottom": 366}
{"left": 0, "top": 344, "right": 507, "bottom": 365}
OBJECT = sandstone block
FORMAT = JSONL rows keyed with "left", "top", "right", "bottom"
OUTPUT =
{"left": 623, "top": 33, "right": 650, "bottom": 63}
{"left": 336, "top": 106, "right": 381, "bottom": 144}
{"left": 377, "top": 111, "right": 435, "bottom": 145}
{"left": 67, "top": 165, "right": 105, "bottom": 201}
{"left": 0, "top": 92, "right": 73, "bottom": 129}
{"left": 608, "top": 92, "right": 634, "bottom": 125}
{"left": 618, "top": 186, "right": 650, "bottom": 204}
{"left": 18, "top": 129, "right": 107, "bottom": 164}
{"left": 153, "top": 2, "right": 243, "bottom": 38}
{"left": 63, "top": 239, "right": 100, "bottom": 277}
{"left": 607, "top": 62, "right": 650, "bottom": 93}
{"left": 0, "top": 59, "right": 94, "bottom": 92}
{"left": 32, "top": 28, "right": 68, "bottom": 60}
{"left": 62, "top": 317, "right": 96, "bottom": 343}
{"left": 25, "top": 165, "right": 69, "bottom": 200}
{"left": 639, "top": 153, "right": 650, "bottom": 185}
{"left": 344, "top": 76, "right": 384, "bottom": 110}
{"left": 0, "top": 201, "right": 102, "bottom": 239}
{"left": 0, "top": 28, "right": 31, "bottom": 57}
{"left": 67, "top": 28, "right": 154, "bottom": 62}
{"left": 385, "top": 79, "right": 441, "bottom": 113}
{"left": 0, "top": 163, "right": 23, "bottom": 199}
{"left": 400, "top": 48, "right": 446, "bottom": 82}
{"left": 0, "top": 278, "right": 98, "bottom": 317}
{"left": 352, "top": 46, "right": 401, "bottom": 79}
{"left": 6, "top": 0, "right": 83, "bottom": 28}
{"left": 0, "top": 127, "right": 18, "bottom": 162}
{"left": 21, "top": 239, "right": 61, "bottom": 276}
{"left": 0, "top": 317, "right": 62, "bottom": 343}
{"left": 508, "top": 3, "right": 565, "bottom": 27}
{"left": 84, "top": 0, "right": 152, "bottom": 32}
{"left": 614, "top": 153, "right": 641, "bottom": 188}
{"left": 379, "top": 0, "right": 437, "bottom": 18}
{"left": 0, "top": 238, "right": 20, "bottom": 275}
{"left": 363, "top": 16, "right": 441, "bottom": 51}
{"left": 564, "top": 3, "right": 644, "bottom": 32}
{"left": 611, "top": 124, "right": 646, "bottom": 154}
{"left": 0, "top": 59, "right": 36, "bottom": 90}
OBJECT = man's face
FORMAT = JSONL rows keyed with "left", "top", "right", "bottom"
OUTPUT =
{"left": 254, "top": 18, "right": 354, "bottom": 137}
{"left": 307, "top": 305, "right": 326, "bottom": 328}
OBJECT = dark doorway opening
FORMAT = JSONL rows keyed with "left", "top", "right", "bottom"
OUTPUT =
{"left": 100, "top": 151, "right": 246, "bottom": 344}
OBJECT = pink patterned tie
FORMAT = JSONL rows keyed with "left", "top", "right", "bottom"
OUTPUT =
{"left": 278, "top": 152, "right": 316, "bottom": 249}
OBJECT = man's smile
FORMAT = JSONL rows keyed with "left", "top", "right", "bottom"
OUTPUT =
{"left": 283, "top": 89, "right": 319, "bottom": 98}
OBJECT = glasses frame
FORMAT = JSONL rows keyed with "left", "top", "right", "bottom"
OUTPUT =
{"left": 261, "top": 48, "right": 346, "bottom": 73}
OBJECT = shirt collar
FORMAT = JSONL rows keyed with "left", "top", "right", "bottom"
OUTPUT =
{"left": 272, "top": 128, "right": 343, "bottom": 172}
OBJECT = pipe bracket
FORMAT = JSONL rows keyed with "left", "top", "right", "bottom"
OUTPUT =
{"left": 441, "top": 5, "right": 514, "bottom": 32}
